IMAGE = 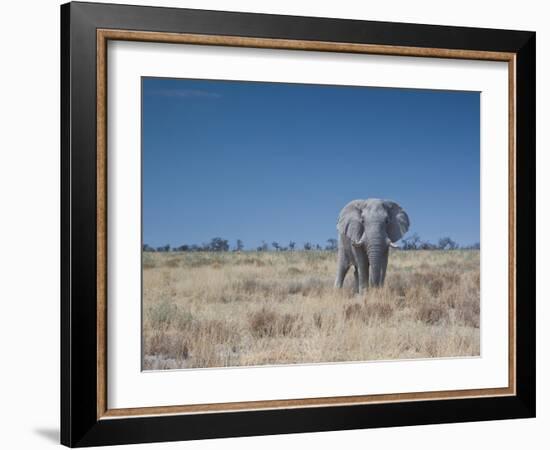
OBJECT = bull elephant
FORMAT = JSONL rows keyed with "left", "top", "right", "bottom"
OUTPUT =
{"left": 334, "top": 199, "right": 410, "bottom": 294}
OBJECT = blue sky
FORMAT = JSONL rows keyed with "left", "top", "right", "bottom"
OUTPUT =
{"left": 142, "top": 77, "right": 480, "bottom": 250}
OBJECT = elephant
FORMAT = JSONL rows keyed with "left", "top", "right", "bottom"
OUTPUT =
{"left": 334, "top": 199, "right": 410, "bottom": 294}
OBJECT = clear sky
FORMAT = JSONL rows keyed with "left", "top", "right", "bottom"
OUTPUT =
{"left": 142, "top": 77, "right": 480, "bottom": 250}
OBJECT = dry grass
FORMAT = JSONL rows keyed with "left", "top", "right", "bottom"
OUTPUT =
{"left": 142, "top": 249, "right": 480, "bottom": 370}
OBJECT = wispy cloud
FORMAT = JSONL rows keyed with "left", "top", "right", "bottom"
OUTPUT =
{"left": 148, "top": 88, "right": 222, "bottom": 99}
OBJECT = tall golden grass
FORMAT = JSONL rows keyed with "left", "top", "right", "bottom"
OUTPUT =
{"left": 142, "top": 249, "right": 479, "bottom": 370}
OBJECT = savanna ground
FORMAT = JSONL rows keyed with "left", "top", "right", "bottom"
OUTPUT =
{"left": 142, "top": 250, "right": 480, "bottom": 370}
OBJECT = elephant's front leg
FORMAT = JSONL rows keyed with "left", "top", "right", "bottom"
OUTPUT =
{"left": 380, "top": 251, "right": 389, "bottom": 285}
{"left": 334, "top": 249, "right": 349, "bottom": 289}
{"left": 353, "top": 267, "right": 359, "bottom": 294}
{"left": 351, "top": 246, "right": 369, "bottom": 294}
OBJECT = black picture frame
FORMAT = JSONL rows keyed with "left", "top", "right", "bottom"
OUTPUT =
{"left": 61, "top": 1, "right": 535, "bottom": 447}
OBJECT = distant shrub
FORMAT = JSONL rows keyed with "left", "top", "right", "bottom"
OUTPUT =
{"left": 278, "top": 313, "right": 300, "bottom": 336}
{"left": 284, "top": 276, "right": 325, "bottom": 296}
{"left": 248, "top": 308, "right": 301, "bottom": 337}
{"left": 142, "top": 253, "right": 156, "bottom": 269}
{"left": 249, "top": 308, "right": 278, "bottom": 338}
{"left": 344, "top": 302, "right": 394, "bottom": 323}
{"left": 344, "top": 303, "right": 363, "bottom": 321}
{"left": 235, "top": 278, "right": 269, "bottom": 295}
{"left": 419, "top": 272, "right": 445, "bottom": 296}
{"left": 412, "top": 271, "right": 460, "bottom": 297}
{"left": 416, "top": 303, "right": 448, "bottom": 325}
{"left": 325, "top": 238, "right": 338, "bottom": 251}
{"left": 364, "top": 303, "right": 393, "bottom": 321}
{"left": 235, "top": 239, "right": 244, "bottom": 251}
{"left": 148, "top": 300, "right": 178, "bottom": 329}
{"left": 257, "top": 241, "right": 269, "bottom": 252}
{"left": 241, "top": 257, "right": 266, "bottom": 266}
{"left": 458, "top": 302, "right": 480, "bottom": 328}
{"left": 165, "top": 258, "right": 179, "bottom": 268}
{"left": 438, "top": 237, "right": 458, "bottom": 250}
{"left": 387, "top": 273, "right": 407, "bottom": 297}
{"left": 184, "top": 254, "right": 224, "bottom": 268}
{"left": 207, "top": 237, "right": 229, "bottom": 252}
{"left": 287, "top": 267, "right": 303, "bottom": 275}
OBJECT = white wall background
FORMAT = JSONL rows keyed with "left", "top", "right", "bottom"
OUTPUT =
{"left": 0, "top": 1, "right": 545, "bottom": 448}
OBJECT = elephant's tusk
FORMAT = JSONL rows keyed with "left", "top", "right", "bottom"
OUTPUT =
{"left": 354, "top": 231, "right": 368, "bottom": 246}
{"left": 386, "top": 237, "right": 399, "bottom": 248}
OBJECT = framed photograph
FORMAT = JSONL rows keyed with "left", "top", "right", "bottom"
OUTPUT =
{"left": 61, "top": 2, "right": 535, "bottom": 447}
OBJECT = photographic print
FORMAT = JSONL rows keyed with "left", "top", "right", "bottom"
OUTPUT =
{"left": 62, "top": 6, "right": 535, "bottom": 444}
{"left": 141, "top": 77, "right": 481, "bottom": 370}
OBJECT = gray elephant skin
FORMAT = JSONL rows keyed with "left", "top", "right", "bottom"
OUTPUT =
{"left": 334, "top": 199, "right": 410, "bottom": 293}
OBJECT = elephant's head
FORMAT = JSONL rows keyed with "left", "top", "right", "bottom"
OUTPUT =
{"left": 337, "top": 199, "right": 410, "bottom": 286}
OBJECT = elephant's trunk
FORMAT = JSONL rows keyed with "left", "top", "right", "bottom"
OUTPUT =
{"left": 366, "top": 235, "right": 389, "bottom": 287}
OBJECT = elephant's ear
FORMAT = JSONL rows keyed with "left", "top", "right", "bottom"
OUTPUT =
{"left": 337, "top": 207, "right": 364, "bottom": 244}
{"left": 384, "top": 201, "right": 410, "bottom": 242}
